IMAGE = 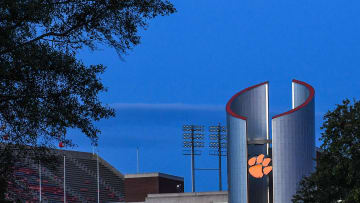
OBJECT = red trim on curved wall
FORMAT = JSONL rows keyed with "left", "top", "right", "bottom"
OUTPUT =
{"left": 226, "top": 81, "right": 268, "bottom": 120}
{"left": 272, "top": 79, "right": 315, "bottom": 119}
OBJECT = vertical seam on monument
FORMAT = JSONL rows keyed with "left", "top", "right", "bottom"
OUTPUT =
{"left": 292, "top": 82, "right": 295, "bottom": 109}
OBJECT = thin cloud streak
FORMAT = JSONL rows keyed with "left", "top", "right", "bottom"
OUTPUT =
{"left": 110, "top": 103, "right": 224, "bottom": 111}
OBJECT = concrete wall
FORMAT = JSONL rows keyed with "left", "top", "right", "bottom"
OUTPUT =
{"left": 144, "top": 191, "right": 228, "bottom": 203}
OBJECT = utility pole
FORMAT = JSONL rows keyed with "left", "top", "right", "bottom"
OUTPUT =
{"left": 182, "top": 125, "right": 204, "bottom": 192}
{"left": 209, "top": 123, "right": 227, "bottom": 191}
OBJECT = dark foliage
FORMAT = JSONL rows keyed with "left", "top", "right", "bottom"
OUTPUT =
{"left": 0, "top": 0, "right": 175, "bottom": 200}
{"left": 293, "top": 99, "right": 360, "bottom": 203}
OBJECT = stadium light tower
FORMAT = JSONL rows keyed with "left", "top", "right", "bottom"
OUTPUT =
{"left": 209, "top": 123, "right": 227, "bottom": 191}
{"left": 182, "top": 125, "right": 204, "bottom": 192}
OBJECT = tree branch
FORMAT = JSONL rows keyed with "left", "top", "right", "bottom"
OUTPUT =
{"left": 0, "top": 22, "right": 87, "bottom": 55}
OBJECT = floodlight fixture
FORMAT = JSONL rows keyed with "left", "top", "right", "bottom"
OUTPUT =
{"left": 209, "top": 150, "right": 227, "bottom": 156}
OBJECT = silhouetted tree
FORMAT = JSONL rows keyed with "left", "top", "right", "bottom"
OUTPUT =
{"left": 293, "top": 99, "right": 360, "bottom": 203}
{"left": 0, "top": 0, "right": 175, "bottom": 200}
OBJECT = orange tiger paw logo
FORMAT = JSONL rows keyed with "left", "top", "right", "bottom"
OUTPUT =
{"left": 248, "top": 154, "right": 272, "bottom": 178}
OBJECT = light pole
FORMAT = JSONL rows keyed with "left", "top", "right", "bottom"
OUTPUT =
{"left": 209, "top": 123, "right": 227, "bottom": 191}
{"left": 59, "top": 142, "right": 66, "bottom": 203}
{"left": 64, "top": 155, "right": 66, "bottom": 203}
{"left": 137, "top": 147, "right": 139, "bottom": 174}
{"left": 182, "top": 125, "right": 204, "bottom": 192}
{"left": 97, "top": 148, "right": 100, "bottom": 203}
{"left": 39, "top": 160, "right": 42, "bottom": 202}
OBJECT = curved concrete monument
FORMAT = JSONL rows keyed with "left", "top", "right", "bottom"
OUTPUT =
{"left": 226, "top": 80, "right": 315, "bottom": 203}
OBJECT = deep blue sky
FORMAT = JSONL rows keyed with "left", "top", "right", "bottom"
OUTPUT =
{"left": 67, "top": 0, "right": 360, "bottom": 192}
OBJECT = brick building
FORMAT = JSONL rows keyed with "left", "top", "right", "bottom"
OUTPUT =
{"left": 124, "top": 173, "right": 184, "bottom": 202}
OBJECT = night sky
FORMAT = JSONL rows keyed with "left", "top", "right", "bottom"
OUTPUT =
{"left": 66, "top": 0, "right": 360, "bottom": 192}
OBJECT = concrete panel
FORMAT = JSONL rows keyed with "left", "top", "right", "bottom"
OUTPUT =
{"left": 227, "top": 117, "right": 247, "bottom": 203}
{"left": 145, "top": 191, "right": 228, "bottom": 203}
{"left": 226, "top": 82, "right": 269, "bottom": 203}
{"left": 272, "top": 80, "right": 315, "bottom": 203}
